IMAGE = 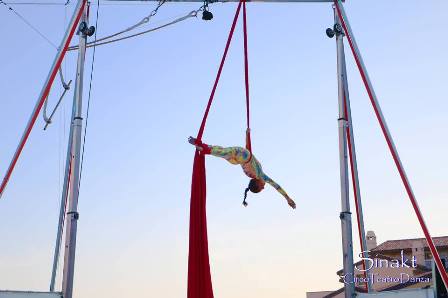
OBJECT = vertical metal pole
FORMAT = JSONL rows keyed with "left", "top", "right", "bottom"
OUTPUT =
{"left": 334, "top": 6, "right": 355, "bottom": 298}
{"left": 50, "top": 102, "right": 75, "bottom": 291}
{"left": 50, "top": 137, "right": 73, "bottom": 292}
{"left": 61, "top": 4, "right": 89, "bottom": 298}
{"left": 339, "top": 20, "right": 371, "bottom": 294}
{"left": 334, "top": 0, "right": 448, "bottom": 292}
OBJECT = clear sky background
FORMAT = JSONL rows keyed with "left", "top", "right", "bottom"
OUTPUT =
{"left": 0, "top": 1, "right": 447, "bottom": 297}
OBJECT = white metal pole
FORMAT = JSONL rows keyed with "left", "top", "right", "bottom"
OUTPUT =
{"left": 334, "top": 0, "right": 448, "bottom": 291}
{"left": 61, "top": 4, "right": 90, "bottom": 298}
{"left": 50, "top": 2, "right": 90, "bottom": 293}
{"left": 50, "top": 101, "right": 75, "bottom": 291}
{"left": 340, "top": 26, "right": 371, "bottom": 293}
{"left": 334, "top": 7, "right": 355, "bottom": 298}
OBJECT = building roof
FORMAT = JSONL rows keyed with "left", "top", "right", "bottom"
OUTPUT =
{"left": 372, "top": 236, "right": 448, "bottom": 252}
{"left": 322, "top": 286, "right": 367, "bottom": 298}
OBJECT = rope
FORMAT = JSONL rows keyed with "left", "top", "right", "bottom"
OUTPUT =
{"left": 93, "top": 0, "right": 165, "bottom": 43}
{"left": 78, "top": 0, "right": 100, "bottom": 194}
{"left": 196, "top": 0, "right": 243, "bottom": 142}
{"left": 68, "top": 0, "right": 166, "bottom": 50}
{"left": 67, "top": 10, "right": 197, "bottom": 51}
{"left": 0, "top": 0, "right": 58, "bottom": 48}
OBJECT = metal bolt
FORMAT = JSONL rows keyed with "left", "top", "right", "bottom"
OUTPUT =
{"left": 334, "top": 23, "right": 343, "bottom": 35}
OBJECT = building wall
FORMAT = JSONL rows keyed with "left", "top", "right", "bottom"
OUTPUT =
{"left": 351, "top": 262, "right": 431, "bottom": 292}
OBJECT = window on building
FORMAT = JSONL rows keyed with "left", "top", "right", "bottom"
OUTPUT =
{"left": 425, "top": 259, "right": 433, "bottom": 269}
{"left": 442, "top": 257, "right": 448, "bottom": 270}
{"left": 426, "top": 258, "right": 448, "bottom": 271}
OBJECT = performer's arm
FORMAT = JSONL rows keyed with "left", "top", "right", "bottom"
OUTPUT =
{"left": 262, "top": 174, "right": 296, "bottom": 209}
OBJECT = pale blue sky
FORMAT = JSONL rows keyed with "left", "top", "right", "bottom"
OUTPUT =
{"left": 0, "top": 1, "right": 447, "bottom": 297}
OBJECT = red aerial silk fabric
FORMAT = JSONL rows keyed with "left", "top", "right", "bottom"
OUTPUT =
{"left": 187, "top": 1, "right": 249, "bottom": 297}
{"left": 187, "top": 150, "right": 213, "bottom": 298}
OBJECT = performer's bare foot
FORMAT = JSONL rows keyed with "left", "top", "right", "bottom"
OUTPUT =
{"left": 188, "top": 136, "right": 203, "bottom": 151}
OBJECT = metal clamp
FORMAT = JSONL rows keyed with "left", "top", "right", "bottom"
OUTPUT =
{"left": 326, "top": 23, "right": 344, "bottom": 39}
{"left": 67, "top": 211, "right": 79, "bottom": 220}
{"left": 79, "top": 21, "right": 95, "bottom": 37}
{"left": 339, "top": 211, "right": 351, "bottom": 220}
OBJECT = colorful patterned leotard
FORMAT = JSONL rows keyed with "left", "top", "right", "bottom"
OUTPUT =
{"left": 202, "top": 144, "right": 290, "bottom": 200}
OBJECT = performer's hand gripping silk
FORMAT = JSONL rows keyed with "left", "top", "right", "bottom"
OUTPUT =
{"left": 188, "top": 129, "right": 296, "bottom": 209}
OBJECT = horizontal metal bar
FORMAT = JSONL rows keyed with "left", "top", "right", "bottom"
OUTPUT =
{"left": 0, "top": 291, "right": 62, "bottom": 298}
{"left": 105, "top": 0, "right": 337, "bottom": 3}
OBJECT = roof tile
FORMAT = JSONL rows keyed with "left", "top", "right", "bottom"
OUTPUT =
{"left": 372, "top": 236, "right": 448, "bottom": 251}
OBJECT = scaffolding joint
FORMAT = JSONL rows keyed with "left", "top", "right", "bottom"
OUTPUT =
{"left": 326, "top": 23, "right": 344, "bottom": 39}
{"left": 79, "top": 21, "right": 95, "bottom": 37}
{"left": 339, "top": 211, "right": 351, "bottom": 220}
{"left": 67, "top": 211, "right": 79, "bottom": 220}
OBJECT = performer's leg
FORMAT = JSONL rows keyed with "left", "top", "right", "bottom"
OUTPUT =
{"left": 209, "top": 145, "right": 237, "bottom": 159}
{"left": 188, "top": 137, "right": 250, "bottom": 164}
{"left": 210, "top": 146, "right": 250, "bottom": 164}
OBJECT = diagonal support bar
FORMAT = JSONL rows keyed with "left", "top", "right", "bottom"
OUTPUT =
{"left": 334, "top": 0, "right": 448, "bottom": 292}
{"left": 0, "top": 0, "right": 87, "bottom": 199}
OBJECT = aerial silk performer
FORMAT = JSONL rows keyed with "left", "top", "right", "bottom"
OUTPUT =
{"left": 188, "top": 133, "right": 296, "bottom": 209}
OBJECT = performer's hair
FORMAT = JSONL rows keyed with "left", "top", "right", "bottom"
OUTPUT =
{"left": 242, "top": 179, "right": 262, "bottom": 207}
